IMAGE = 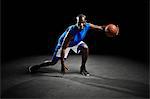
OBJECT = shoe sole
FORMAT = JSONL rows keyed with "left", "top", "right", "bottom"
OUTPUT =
{"left": 28, "top": 66, "right": 37, "bottom": 73}
{"left": 28, "top": 66, "right": 32, "bottom": 73}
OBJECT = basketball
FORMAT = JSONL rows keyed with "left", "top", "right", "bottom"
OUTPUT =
{"left": 105, "top": 24, "right": 119, "bottom": 37}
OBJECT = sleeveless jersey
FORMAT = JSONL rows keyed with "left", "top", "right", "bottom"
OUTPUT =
{"left": 57, "top": 23, "right": 90, "bottom": 47}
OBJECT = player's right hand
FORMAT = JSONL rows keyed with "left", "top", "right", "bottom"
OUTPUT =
{"left": 61, "top": 64, "right": 69, "bottom": 74}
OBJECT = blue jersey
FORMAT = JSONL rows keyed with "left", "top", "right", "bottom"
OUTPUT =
{"left": 57, "top": 23, "right": 90, "bottom": 47}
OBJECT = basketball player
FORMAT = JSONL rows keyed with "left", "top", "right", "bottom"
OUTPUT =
{"left": 28, "top": 14, "right": 118, "bottom": 76}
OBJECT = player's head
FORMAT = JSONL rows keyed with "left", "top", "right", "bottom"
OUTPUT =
{"left": 76, "top": 14, "right": 87, "bottom": 29}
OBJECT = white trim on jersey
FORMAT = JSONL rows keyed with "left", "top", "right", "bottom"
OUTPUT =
{"left": 61, "top": 26, "right": 71, "bottom": 47}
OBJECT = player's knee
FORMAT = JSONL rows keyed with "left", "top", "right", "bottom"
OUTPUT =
{"left": 83, "top": 45, "right": 89, "bottom": 54}
{"left": 50, "top": 56, "right": 59, "bottom": 65}
{"left": 83, "top": 44, "right": 88, "bottom": 49}
{"left": 81, "top": 43, "right": 88, "bottom": 49}
{"left": 81, "top": 45, "right": 89, "bottom": 53}
{"left": 44, "top": 60, "right": 58, "bottom": 65}
{"left": 51, "top": 60, "right": 58, "bottom": 65}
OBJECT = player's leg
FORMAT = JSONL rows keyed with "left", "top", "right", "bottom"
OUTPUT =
{"left": 77, "top": 42, "right": 90, "bottom": 76}
{"left": 28, "top": 50, "right": 59, "bottom": 73}
{"left": 38, "top": 53, "right": 59, "bottom": 67}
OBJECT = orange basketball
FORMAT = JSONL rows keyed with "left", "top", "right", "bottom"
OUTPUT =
{"left": 105, "top": 24, "right": 119, "bottom": 37}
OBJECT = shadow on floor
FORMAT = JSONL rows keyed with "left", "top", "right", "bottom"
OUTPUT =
{"left": 27, "top": 68, "right": 149, "bottom": 98}
{"left": 2, "top": 65, "right": 149, "bottom": 98}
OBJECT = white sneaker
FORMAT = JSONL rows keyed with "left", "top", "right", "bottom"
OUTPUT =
{"left": 27, "top": 65, "right": 40, "bottom": 73}
{"left": 28, "top": 66, "right": 32, "bottom": 73}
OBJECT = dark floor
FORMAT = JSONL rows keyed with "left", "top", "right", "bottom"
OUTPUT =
{"left": 1, "top": 55, "right": 149, "bottom": 99}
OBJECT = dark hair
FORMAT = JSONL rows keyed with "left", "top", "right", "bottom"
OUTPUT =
{"left": 76, "top": 14, "right": 86, "bottom": 19}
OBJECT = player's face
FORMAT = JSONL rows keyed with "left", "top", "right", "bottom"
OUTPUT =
{"left": 76, "top": 17, "right": 86, "bottom": 29}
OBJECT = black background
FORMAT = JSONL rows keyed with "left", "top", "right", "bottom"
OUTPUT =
{"left": 2, "top": 0, "right": 149, "bottom": 63}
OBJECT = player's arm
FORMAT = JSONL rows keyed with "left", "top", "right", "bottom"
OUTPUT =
{"left": 89, "top": 23, "right": 105, "bottom": 31}
{"left": 61, "top": 32, "right": 73, "bottom": 73}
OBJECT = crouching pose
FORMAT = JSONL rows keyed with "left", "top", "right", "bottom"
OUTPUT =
{"left": 28, "top": 14, "right": 119, "bottom": 76}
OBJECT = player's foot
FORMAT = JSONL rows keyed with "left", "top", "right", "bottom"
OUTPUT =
{"left": 80, "top": 69, "right": 90, "bottom": 76}
{"left": 28, "top": 65, "right": 40, "bottom": 73}
{"left": 80, "top": 66, "right": 90, "bottom": 76}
